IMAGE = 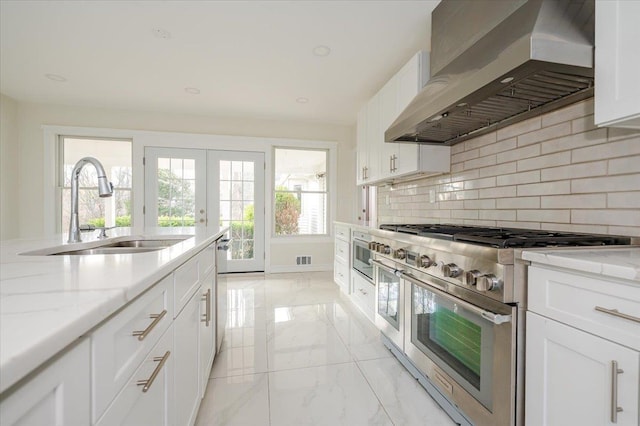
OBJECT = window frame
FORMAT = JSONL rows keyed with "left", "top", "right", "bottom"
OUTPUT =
{"left": 56, "top": 135, "right": 133, "bottom": 233}
{"left": 272, "top": 146, "right": 329, "bottom": 238}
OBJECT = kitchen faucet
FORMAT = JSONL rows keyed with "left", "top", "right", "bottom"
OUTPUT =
{"left": 68, "top": 157, "right": 114, "bottom": 243}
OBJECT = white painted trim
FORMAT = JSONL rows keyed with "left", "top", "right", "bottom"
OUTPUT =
{"left": 269, "top": 264, "right": 333, "bottom": 274}
{"left": 270, "top": 236, "right": 333, "bottom": 244}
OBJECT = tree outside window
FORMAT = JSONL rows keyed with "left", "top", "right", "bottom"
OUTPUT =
{"left": 274, "top": 148, "right": 327, "bottom": 236}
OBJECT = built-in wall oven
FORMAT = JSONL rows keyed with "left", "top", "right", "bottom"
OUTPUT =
{"left": 351, "top": 230, "right": 373, "bottom": 282}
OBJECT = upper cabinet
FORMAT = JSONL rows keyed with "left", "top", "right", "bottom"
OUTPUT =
{"left": 594, "top": 0, "right": 640, "bottom": 128}
{"left": 356, "top": 51, "right": 450, "bottom": 186}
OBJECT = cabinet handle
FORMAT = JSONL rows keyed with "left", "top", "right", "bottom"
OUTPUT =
{"left": 610, "top": 360, "right": 624, "bottom": 423}
{"left": 201, "top": 288, "right": 211, "bottom": 326}
{"left": 391, "top": 155, "right": 397, "bottom": 172}
{"left": 132, "top": 309, "right": 167, "bottom": 341}
{"left": 137, "top": 351, "right": 171, "bottom": 393}
{"left": 389, "top": 155, "right": 393, "bottom": 173}
{"left": 595, "top": 306, "right": 640, "bottom": 324}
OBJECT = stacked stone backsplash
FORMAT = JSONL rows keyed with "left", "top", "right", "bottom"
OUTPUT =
{"left": 377, "top": 99, "right": 640, "bottom": 237}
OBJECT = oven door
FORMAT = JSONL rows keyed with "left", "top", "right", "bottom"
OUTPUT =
{"left": 402, "top": 272, "right": 516, "bottom": 426}
{"left": 371, "top": 259, "right": 404, "bottom": 350}
{"left": 352, "top": 238, "right": 373, "bottom": 281}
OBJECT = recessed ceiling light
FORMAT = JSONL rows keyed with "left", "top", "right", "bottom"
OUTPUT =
{"left": 500, "top": 76, "right": 514, "bottom": 84}
{"left": 45, "top": 74, "right": 67, "bottom": 82}
{"left": 296, "top": 97, "right": 309, "bottom": 104}
{"left": 152, "top": 28, "right": 171, "bottom": 39}
{"left": 185, "top": 87, "right": 200, "bottom": 94}
{"left": 312, "top": 45, "right": 331, "bottom": 57}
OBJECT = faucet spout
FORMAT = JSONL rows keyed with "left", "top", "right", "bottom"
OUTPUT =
{"left": 68, "top": 157, "right": 114, "bottom": 243}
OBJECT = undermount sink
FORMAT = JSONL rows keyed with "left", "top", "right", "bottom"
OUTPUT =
{"left": 20, "top": 236, "right": 192, "bottom": 256}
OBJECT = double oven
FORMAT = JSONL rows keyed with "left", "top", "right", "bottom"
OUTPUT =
{"left": 369, "top": 225, "right": 631, "bottom": 426}
{"left": 371, "top": 252, "right": 516, "bottom": 426}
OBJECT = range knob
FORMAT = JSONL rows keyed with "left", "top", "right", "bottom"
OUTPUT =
{"left": 419, "top": 255, "right": 433, "bottom": 268}
{"left": 477, "top": 274, "right": 502, "bottom": 292}
{"left": 368, "top": 241, "right": 378, "bottom": 251}
{"left": 442, "top": 263, "right": 462, "bottom": 278}
{"left": 394, "top": 248, "right": 406, "bottom": 260}
{"left": 463, "top": 270, "right": 482, "bottom": 286}
{"left": 382, "top": 245, "right": 392, "bottom": 255}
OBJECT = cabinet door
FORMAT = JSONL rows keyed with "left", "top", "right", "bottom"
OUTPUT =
{"left": 526, "top": 312, "right": 639, "bottom": 426}
{"left": 365, "top": 94, "right": 381, "bottom": 182}
{"left": 356, "top": 107, "right": 368, "bottom": 185}
{"left": 595, "top": 0, "right": 640, "bottom": 128}
{"left": 199, "top": 270, "right": 216, "bottom": 398}
{"left": 0, "top": 340, "right": 90, "bottom": 426}
{"left": 380, "top": 78, "right": 399, "bottom": 178}
{"left": 174, "top": 290, "right": 201, "bottom": 426}
{"left": 96, "top": 327, "right": 173, "bottom": 426}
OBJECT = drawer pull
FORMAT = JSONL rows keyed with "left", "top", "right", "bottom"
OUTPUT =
{"left": 595, "top": 306, "right": 640, "bottom": 324}
{"left": 132, "top": 309, "right": 167, "bottom": 341}
{"left": 610, "top": 360, "right": 624, "bottom": 423}
{"left": 137, "top": 351, "right": 170, "bottom": 393}
{"left": 201, "top": 288, "right": 211, "bottom": 326}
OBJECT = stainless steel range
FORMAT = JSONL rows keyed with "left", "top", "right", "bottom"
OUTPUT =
{"left": 369, "top": 224, "right": 631, "bottom": 426}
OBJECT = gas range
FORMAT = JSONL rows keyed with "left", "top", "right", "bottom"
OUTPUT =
{"left": 372, "top": 224, "right": 631, "bottom": 304}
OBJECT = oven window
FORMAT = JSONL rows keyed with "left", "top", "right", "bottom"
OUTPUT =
{"left": 352, "top": 240, "right": 373, "bottom": 280}
{"left": 377, "top": 268, "right": 400, "bottom": 330}
{"left": 412, "top": 285, "right": 485, "bottom": 391}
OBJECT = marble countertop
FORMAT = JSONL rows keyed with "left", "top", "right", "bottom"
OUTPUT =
{"left": 522, "top": 247, "right": 640, "bottom": 282}
{"left": 0, "top": 227, "right": 227, "bottom": 394}
{"left": 333, "top": 221, "right": 376, "bottom": 233}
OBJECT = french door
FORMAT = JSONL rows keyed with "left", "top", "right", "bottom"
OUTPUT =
{"left": 144, "top": 148, "right": 264, "bottom": 272}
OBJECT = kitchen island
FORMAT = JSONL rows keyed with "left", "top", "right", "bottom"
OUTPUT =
{"left": 0, "top": 226, "right": 227, "bottom": 425}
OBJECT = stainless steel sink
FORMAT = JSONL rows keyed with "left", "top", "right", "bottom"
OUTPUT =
{"left": 20, "top": 235, "right": 192, "bottom": 256}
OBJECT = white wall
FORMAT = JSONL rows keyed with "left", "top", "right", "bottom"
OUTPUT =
{"left": 0, "top": 94, "right": 19, "bottom": 240}
{"left": 5, "top": 98, "right": 357, "bottom": 271}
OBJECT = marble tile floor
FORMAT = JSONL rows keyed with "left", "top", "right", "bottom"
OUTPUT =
{"left": 195, "top": 271, "right": 455, "bottom": 426}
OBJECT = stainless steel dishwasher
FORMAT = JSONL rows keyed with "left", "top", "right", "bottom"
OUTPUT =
{"left": 216, "top": 236, "right": 230, "bottom": 353}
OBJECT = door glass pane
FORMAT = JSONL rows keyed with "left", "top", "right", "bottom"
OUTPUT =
{"left": 157, "top": 157, "right": 196, "bottom": 226}
{"left": 219, "top": 160, "right": 256, "bottom": 261}
{"left": 377, "top": 269, "right": 400, "bottom": 330}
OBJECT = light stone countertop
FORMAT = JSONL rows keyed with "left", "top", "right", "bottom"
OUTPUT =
{"left": 333, "top": 221, "right": 376, "bottom": 233}
{"left": 522, "top": 247, "right": 640, "bottom": 283}
{"left": 0, "top": 227, "right": 227, "bottom": 394}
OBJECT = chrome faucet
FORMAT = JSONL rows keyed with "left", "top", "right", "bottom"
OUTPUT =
{"left": 68, "top": 157, "right": 114, "bottom": 243}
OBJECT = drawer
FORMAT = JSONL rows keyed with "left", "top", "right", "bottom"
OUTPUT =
{"left": 529, "top": 266, "right": 640, "bottom": 350}
{"left": 174, "top": 255, "right": 200, "bottom": 316}
{"left": 335, "top": 239, "right": 349, "bottom": 263}
{"left": 335, "top": 224, "right": 350, "bottom": 241}
{"left": 198, "top": 243, "right": 216, "bottom": 279}
{"left": 92, "top": 275, "right": 173, "bottom": 422}
{"left": 334, "top": 259, "right": 349, "bottom": 293}
{"left": 351, "top": 274, "right": 375, "bottom": 323}
{"left": 96, "top": 325, "right": 173, "bottom": 426}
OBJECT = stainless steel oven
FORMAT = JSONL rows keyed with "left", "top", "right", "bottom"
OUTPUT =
{"left": 371, "top": 258, "right": 404, "bottom": 350}
{"left": 402, "top": 269, "right": 516, "bottom": 426}
{"left": 352, "top": 230, "right": 373, "bottom": 281}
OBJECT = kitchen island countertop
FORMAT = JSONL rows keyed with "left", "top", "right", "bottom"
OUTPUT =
{"left": 0, "top": 227, "right": 226, "bottom": 394}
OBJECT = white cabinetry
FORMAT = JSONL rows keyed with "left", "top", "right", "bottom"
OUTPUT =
{"left": 333, "top": 223, "right": 351, "bottom": 294}
{"left": 199, "top": 254, "right": 216, "bottom": 398}
{"left": 526, "top": 265, "right": 640, "bottom": 425}
{"left": 174, "top": 289, "right": 201, "bottom": 426}
{"left": 0, "top": 339, "right": 90, "bottom": 426}
{"left": 356, "top": 51, "right": 450, "bottom": 185}
{"left": 96, "top": 327, "right": 173, "bottom": 426}
{"left": 594, "top": 0, "right": 640, "bottom": 128}
{"left": 351, "top": 272, "right": 375, "bottom": 323}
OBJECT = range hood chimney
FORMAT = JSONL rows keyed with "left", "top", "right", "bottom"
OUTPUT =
{"left": 386, "top": 0, "right": 595, "bottom": 146}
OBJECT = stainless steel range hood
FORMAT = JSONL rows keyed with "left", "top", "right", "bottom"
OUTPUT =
{"left": 386, "top": 0, "right": 595, "bottom": 146}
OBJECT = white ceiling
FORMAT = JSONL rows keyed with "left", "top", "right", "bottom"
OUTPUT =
{"left": 0, "top": 0, "right": 439, "bottom": 126}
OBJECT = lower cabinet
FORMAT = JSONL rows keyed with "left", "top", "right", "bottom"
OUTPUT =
{"left": 0, "top": 339, "right": 90, "bottom": 426}
{"left": 174, "top": 285, "right": 203, "bottom": 426}
{"left": 199, "top": 268, "right": 216, "bottom": 398}
{"left": 351, "top": 273, "right": 375, "bottom": 323}
{"left": 96, "top": 326, "right": 174, "bottom": 426}
{"left": 526, "top": 312, "right": 639, "bottom": 425}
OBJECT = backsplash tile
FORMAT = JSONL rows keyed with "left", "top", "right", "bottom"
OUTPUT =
{"left": 377, "top": 99, "right": 640, "bottom": 237}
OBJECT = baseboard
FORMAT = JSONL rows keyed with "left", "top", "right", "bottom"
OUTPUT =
{"left": 268, "top": 263, "right": 333, "bottom": 274}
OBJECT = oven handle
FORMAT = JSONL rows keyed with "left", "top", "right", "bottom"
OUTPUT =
{"left": 369, "top": 258, "right": 403, "bottom": 276}
{"left": 400, "top": 271, "right": 513, "bottom": 326}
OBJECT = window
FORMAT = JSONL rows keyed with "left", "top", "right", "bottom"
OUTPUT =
{"left": 274, "top": 148, "right": 327, "bottom": 236}
{"left": 59, "top": 137, "right": 132, "bottom": 231}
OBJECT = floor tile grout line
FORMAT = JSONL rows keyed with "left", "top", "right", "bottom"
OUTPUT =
{"left": 353, "top": 358, "right": 397, "bottom": 426}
